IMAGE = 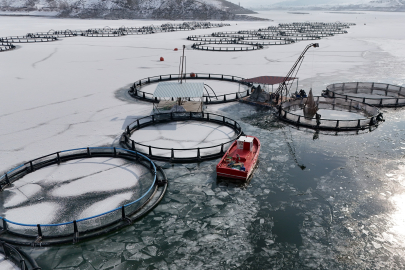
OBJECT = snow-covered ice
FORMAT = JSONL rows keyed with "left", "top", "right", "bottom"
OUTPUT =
{"left": 130, "top": 120, "right": 237, "bottom": 157}
{"left": 139, "top": 79, "right": 246, "bottom": 96}
{"left": 0, "top": 256, "right": 17, "bottom": 270}
{"left": 78, "top": 192, "right": 133, "bottom": 219}
{"left": 0, "top": 157, "right": 153, "bottom": 225}
{"left": 5, "top": 202, "right": 61, "bottom": 224}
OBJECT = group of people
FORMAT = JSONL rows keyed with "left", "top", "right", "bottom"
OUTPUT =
{"left": 269, "top": 92, "right": 280, "bottom": 104}
{"left": 249, "top": 85, "right": 310, "bottom": 105}
{"left": 294, "top": 89, "right": 307, "bottom": 98}
{"left": 249, "top": 85, "right": 280, "bottom": 104}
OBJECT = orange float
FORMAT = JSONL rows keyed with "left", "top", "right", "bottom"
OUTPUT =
{"left": 160, "top": 57, "right": 164, "bottom": 61}
{"left": 190, "top": 72, "right": 196, "bottom": 77}
{"left": 174, "top": 48, "right": 178, "bottom": 51}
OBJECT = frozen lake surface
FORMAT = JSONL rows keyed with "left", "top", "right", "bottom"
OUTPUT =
{"left": 1, "top": 10, "right": 405, "bottom": 270}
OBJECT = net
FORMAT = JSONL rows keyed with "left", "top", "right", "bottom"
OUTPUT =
{"left": 325, "top": 82, "right": 405, "bottom": 107}
{"left": 279, "top": 96, "right": 384, "bottom": 131}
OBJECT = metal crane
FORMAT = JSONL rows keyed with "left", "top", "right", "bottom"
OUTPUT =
{"left": 275, "top": 43, "right": 319, "bottom": 102}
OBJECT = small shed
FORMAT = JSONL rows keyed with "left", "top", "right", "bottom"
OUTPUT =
{"left": 153, "top": 82, "right": 205, "bottom": 112}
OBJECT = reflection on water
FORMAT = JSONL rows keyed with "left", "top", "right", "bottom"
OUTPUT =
{"left": 389, "top": 193, "right": 405, "bottom": 247}
{"left": 387, "top": 164, "right": 405, "bottom": 254}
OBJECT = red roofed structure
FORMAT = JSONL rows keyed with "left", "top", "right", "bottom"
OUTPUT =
{"left": 240, "top": 76, "right": 296, "bottom": 85}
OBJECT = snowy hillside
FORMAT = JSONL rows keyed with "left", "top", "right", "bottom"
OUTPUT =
{"left": 367, "top": 0, "right": 405, "bottom": 8}
{"left": 0, "top": 0, "right": 259, "bottom": 20}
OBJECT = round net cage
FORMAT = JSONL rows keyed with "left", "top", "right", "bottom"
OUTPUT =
{"left": 187, "top": 35, "right": 236, "bottom": 42}
{"left": 0, "top": 147, "right": 167, "bottom": 246}
{"left": 190, "top": 22, "right": 354, "bottom": 52}
{"left": 279, "top": 96, "right": 384, "bottom": 131}
{"left": 0, "top": 36, "right": 58, "bottom": 43}
{"left": 121, "top": 112, "right": 243, "bottom": 163}
{"left": 0, "top": 42, "right": 16, "bottom": 52}
{"left": 191, "top": 41, "right": 264, "bottom": 51}
{"left": 128, "top": 73, "right": 251, "bottom": 104}
{"left": 324, "top": 82, "right": 405, "bottom": 107}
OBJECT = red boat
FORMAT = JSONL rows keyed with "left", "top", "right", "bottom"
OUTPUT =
{"left": 216, "top": 135, "right": 261, "bottom": 181}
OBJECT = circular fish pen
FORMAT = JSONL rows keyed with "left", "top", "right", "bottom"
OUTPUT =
{"left": 0, "top": 22, "right": 228, "bottom": 53}
{"left": 283, "top": 36, "right": 321, "bottom": 41}
{"left": 187, "top": 34, "right": 297, "bottom": 46}
{"left": 0, "top": 36, "right": 58, "bottom": 43}
{"left": 81, "top": 32, "right": 125, "bottom": 37}
{"left": 128, "top": 73, "right": 251, "bottom": 104}
{"left": 191, "top": 41, "right": 264, "bottom": 51}
{"left": 0, "top": 147, "right": 167, "bottom": 246}
{"left": 189, "top": 22, "right": 353, "bottom": 52}
{"left": 238, "top": 40, "right": 294, "bottom": 46}
{"left": 233, "top": 32, "right": 321, "bottom": 41}
{"left": 324, "top": 82, "right": 405, "bottom": 107}
{"left": 0, "top": 242, "right": 41, "bottom": 269}
{"left": 242, "top": 36, "right": 290, "bottom": 41}
{"left": 279, "top": 96, "right": 384, "bottom": 131}
{"left": 0, "top": 42, "right": 15, "bottom": 52}
{"left": 27, "top": 31, "right": 78, "bottom": 38}
{"left": 187, "top": 35, "right": 240, "bottom": 42}
{"left": 120, "top": 112, "right": 243, "bottom": 163}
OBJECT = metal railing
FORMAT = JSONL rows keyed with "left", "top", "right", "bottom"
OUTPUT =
{"left": 128, "top": 72, "right": 251, "bottom": 104}
{"left": 81, "top": 32, "right": 124, "bottom": 37}
{"left": 121, "top": 112, "right": 243, "bottom": 163}
{"left": 191, "top": 41, "right": 264, "bottom": 51}
{"left": 0, "top": 147, "right": 167, "bottom": 246}
{"left": 325, "top": 82, "right": 405, "bottom": 107}
{"left": 0, "top": 21, "right": 230, "bottom": 53}
{"left": 0, "top": 36, "right": 58, "bottom": 43}
{"left": 279, "top": 96, "right": 383, "bottom": 131}
{"left": 0, "top": 42, "right": 15, "bottom": 52}
{"left": 189, "top": 21, "right": 353, "bottom": 52}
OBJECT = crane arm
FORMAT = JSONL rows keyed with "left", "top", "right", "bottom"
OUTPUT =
{"left": 276, "top": 43, "right": 319, "bottom": 98}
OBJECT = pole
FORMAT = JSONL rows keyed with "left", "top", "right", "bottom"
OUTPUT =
{"left": 178, "top": 45, "right": 186, "bottom": 106}
{"left": 180, "top": 45, "right": 185, "bottom": 84}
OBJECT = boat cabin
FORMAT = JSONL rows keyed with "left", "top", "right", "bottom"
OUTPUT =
{"left": 217, "top": 135, "right": 260, "bottom": 181}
